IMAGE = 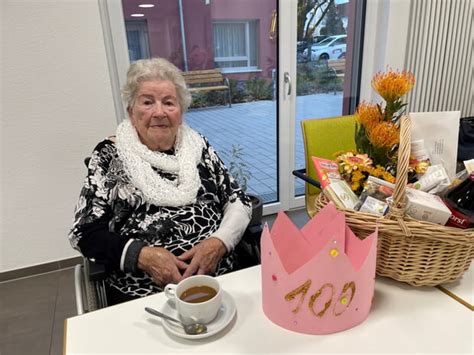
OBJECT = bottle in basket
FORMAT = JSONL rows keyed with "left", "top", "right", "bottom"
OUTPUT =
{"left": 443, "top": 173, "right": 474, "bottom": 228}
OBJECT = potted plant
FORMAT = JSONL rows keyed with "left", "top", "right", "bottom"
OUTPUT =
{"left": 228, "top": 144, "right": 263, "bottom": 226}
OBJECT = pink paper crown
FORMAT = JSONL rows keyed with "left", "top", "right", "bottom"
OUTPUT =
{"left": 261, "top": 203, "right": 378, "bottom": 335}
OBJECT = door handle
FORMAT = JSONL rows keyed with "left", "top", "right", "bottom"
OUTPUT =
{"left": 284, "top": 72, "right": 292, "bottom": 96}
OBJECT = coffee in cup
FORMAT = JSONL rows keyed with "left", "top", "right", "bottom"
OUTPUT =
{"left": 179, "top": 285, "right": 218, "bottom": 303}
{"left": 165, "top": 275, "right": 222, "bottom": 324}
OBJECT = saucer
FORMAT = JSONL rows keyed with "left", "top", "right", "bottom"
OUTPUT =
{"left": 160, "top": 290, "right": 236, "bottom": 340}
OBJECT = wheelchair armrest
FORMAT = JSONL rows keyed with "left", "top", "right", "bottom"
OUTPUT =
{"left": 86, "top": 258, "right": 107, "bottom": 282}
{"left": 234, "top": 222, "right": 262, "bottom": 270}
{"left": 75, "top": 258, "right": 107, "bottom": 315}
{"left": 244, "top": 223, "right": 263, "bottom": 242}
{"left": 292, "top": 168, "right": 321, "bottom": 189}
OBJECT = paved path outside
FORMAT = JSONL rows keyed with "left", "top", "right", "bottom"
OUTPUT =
{"left": 186, "top": 92, "right": 343, "bottom": 202}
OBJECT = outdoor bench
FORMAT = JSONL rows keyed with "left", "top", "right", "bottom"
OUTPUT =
{"left": 182, "top": 68, "right": 232, "bottom": 108}
{"left": 327, "top": 59, "right": 345, "bottom": 94}
{"left": 327, "top": 59, "right": 345, "bottom": 78}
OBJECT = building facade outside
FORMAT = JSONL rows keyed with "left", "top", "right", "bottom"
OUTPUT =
{"left": 122, "top": 0, "right": 277, "bottom": 83}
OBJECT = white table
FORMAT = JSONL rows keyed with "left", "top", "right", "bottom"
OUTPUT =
{"left": 438, "top": 265, "right": 473, "bottom": 311}
{"left": 64, "top": 266, "right": 473, "bottom": 354}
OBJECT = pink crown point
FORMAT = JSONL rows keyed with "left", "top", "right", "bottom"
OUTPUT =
{"left": 269, "top": 211, "right": 314, "bottom": 274}
{"left": 301, "top": 203, "right": 347, "bottom": 259}
{"left": 345, "top": 224, "right": 378, "bottom": 271}
{"left": 261, "top": 203, "right": 378, "bottom": 335}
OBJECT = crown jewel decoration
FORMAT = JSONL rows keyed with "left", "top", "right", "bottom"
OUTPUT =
{"left": 261, "top": 203, "right": 378, "bottom": 335}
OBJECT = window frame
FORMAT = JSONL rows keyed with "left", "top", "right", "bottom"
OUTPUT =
{"left": 124, "top": 20, "right": 151, "bottom": 62}
{"left": 213, "top": 20, "right": 259, "bottom": 73}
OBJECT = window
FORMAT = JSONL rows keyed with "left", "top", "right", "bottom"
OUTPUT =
{"left": 213, "top": 20, "right": 259, "bottom": 72}
{"left": 125, "top": 20, "right": 150, "bottom": 62}
{"left": 317, "top": 36, "right": 335, "bottom": 46}
{"left": 332, "top": 37, "right": 346, "bottom": 45}
{"left": 107, "top": 0, "right": 363, "bottom": 211}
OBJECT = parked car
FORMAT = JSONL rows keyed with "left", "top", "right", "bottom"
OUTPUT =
{"left": 303, "top": 35, "right": 347, "bottom": 61}
{"left": 297, "top": 40, "right": 312, "bottom": 62}
{"left": 313, "top": 35, "right": 330, "bottom": 44}
{"left": 297, "top": 36, "right": 334, "bottom": 62}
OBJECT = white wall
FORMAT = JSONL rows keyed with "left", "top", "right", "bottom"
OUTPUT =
{"left": 360, "top": 0, "right": 411, "bottom": 102}
{"left": 1, "top": 0, "right": 117, "bottom": 272}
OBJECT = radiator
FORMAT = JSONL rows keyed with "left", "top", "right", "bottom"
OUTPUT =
{"left": 405, "top": 0, "right": 473, "bottom": 117}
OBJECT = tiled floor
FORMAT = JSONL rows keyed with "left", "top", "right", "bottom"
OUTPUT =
{"left": 0, "top": 268, "right": 76, "bottom": 355}
{"left": 186, "top": 93, "right": 343, "bottom": 202}
{"left": 0, "top": 209, "right": 309, "bottom": 355}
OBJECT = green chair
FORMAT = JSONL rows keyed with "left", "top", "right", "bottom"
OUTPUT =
{"left": 294, "top": 115, "right": 356, "bottom": 217}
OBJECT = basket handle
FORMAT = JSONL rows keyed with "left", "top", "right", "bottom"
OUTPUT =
{"left": 386, "top": 115, "right": 412, "bottom": 235}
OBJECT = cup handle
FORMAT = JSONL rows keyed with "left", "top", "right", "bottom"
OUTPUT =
{"left": 164, "top": 284, "right": 177, "bottom": 299}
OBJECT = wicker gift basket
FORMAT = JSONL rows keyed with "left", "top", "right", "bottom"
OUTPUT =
{"left": 314, "top": 115, "right": 474, "bottom": 286}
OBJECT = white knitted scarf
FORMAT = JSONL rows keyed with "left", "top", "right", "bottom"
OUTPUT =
{"left": 116, "top": 119, "right": 204, "bottom": 206}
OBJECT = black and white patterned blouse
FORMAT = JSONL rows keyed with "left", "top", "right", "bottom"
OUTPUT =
{"left": 69, "top": 136, "right": 252, "bottom": 298}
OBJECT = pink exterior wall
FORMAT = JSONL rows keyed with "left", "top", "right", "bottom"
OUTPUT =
{"left": 210, "top": 0, "right": 277, "bottom": 81}
{"left": 122, "top": 0, "right": 277, "bottom": 81}
{"left": 182, "top": 2, "right": 213, "bottom": 71}
{"left": 122, "top": 0, "right": 184, "bottom": 69}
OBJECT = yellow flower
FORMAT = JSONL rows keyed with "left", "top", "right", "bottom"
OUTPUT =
{"left": 351, "top": 181, "right": 361, "bottom": 192}
{"left": 410, "top": 157, "right": 430, "bottom": 174}
{"left": 352, "top": 170, "right": 365, "bottom": 182}
{"left": 356, "top": 102, "right": 383, "bottom": 130}
{"left": 368, "top": 122, "right": 400, "bottom": 148}
{"left": 383, "top": 172, "right": 396, "bottom": 183}
{"left": 371, "top": 69, "right": 415, "bottom": 102}
{"left": 365, "top": 165, "right": 396, "bottom": 183}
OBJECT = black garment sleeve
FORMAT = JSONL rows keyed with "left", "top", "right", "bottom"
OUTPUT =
{"left": 69, "top": 140, "right": 145, "bottom": 273}
{"left": 76, "top": 221, "right": 130, "bottom": 272}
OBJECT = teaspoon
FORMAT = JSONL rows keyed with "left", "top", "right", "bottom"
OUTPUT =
{"left": 145, "top": 307, "right": 208, "bottom": 335}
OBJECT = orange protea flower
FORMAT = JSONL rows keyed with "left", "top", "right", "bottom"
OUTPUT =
{"left": 371, "top": 69, "right": 415, "bottom": 102}
{"left": 368, "top": 122, "right": 400, "bottom": 148}
{"left": 355, "top": 101, "right": 382, "bottom": 129}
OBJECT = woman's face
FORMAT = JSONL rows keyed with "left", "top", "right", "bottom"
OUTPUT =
{"left": 128, "top": 80, "right": 182, "bottom": 151}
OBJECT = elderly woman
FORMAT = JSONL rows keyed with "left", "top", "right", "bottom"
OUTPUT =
{"left": 69, "top": 58, "right": 251, "bottom": 304}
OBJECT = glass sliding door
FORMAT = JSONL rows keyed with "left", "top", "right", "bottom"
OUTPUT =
{"left": 293, "top": 0, "right": 365, "bottom": 199}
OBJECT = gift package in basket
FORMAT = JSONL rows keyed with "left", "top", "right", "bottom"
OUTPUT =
{"left": 311, "top": 70, "right": 474, "bottom": 286}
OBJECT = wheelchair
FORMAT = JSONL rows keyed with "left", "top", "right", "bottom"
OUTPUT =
{"left": 74, "top": 222, "right": 262, "bottom": 314}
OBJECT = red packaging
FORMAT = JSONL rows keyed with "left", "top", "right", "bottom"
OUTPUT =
{"left": 311, "top": 157, "right": 342, "bottom": 189}
{"left": 444, "top": 203, "right": 472, "bottom": 229}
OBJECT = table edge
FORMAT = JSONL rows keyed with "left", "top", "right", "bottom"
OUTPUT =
{"left": 436, "top": 285, "right": 474, "bottom": 311}
{"left": 63, "top": 318, "right": 68, "bottom": 355}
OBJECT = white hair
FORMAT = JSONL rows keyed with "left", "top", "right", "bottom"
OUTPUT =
{"left": 121, "top": 58, "right": 192, "bottom": 112}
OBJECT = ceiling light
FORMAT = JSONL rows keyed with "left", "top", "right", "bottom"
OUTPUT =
{"left": 131, "top": 13, "right": 145, "bottom": 17}
{"left": 138, "top": 4, "right": 155, "bottom": 8}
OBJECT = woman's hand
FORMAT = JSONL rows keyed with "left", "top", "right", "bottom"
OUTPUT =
{"left": 137, "top": 247, "right": 188, "bottom": 286}
{"left": 178, "top": 237, "right": 227, "bottom": 279}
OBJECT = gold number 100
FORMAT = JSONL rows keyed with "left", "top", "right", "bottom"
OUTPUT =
{"left": 284, "top": 279, "right": 356, "bottom": 317}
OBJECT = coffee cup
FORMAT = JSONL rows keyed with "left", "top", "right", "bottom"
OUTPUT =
{"left": 164, "top": 275, "right": 222, "bottom": 324}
